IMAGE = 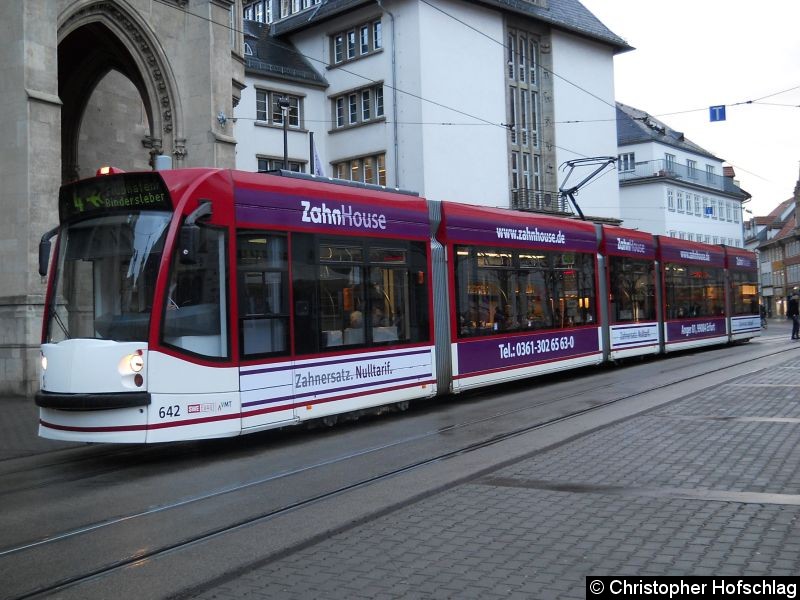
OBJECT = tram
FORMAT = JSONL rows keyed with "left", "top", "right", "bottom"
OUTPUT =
{"left": 36, "top": 168, "right": 759, "bottom": 443}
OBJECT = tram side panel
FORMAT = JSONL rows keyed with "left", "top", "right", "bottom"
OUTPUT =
{"left": 231, "top": 172, "right": 438, "bottom": 434}
{"left": 600, "top": 225, "right": 661, "bottom": 361}
{"left": 147, "top": 178, "right": 244, "bottom": 442}
{"left": 438, "top": 202, "right": 603, "bottom": 392}
{"left": 657, "top": 236, "right": 729, "bottom": 352}
{"left": 724, "top": 246, "right": 761, "bottom": 342}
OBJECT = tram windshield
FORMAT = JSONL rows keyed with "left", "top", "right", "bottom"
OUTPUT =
{"left": 45, "top": 211, "right": 172, "bottom": 343}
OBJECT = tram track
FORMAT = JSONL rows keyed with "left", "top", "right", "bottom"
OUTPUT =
{"left": 1, "top": 339, "right": 791, "bottom": 600}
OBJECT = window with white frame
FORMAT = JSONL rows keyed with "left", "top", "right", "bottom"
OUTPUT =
{"left": 511, "top": 153, "right": 519, "bottom": 189}
{"left": 332, "top": 153, "right": 386, "bottom": 186}
{"left": 733, "top": 205, "right": 740, "bottom": 223}
{"left": 332, "top": 84, "right": 384, "bottom": 129}
{"left": 361, "top": 89, "right": 371, "bottom": 121}
{"left": 522, "top": 154, "right": 531, "bottom": 190}
{"left": 676, "top": 190, "right": 684, "bottom": 212}
{"left": 726, "top": 202, "right": 732, "bottom": 221}
{"left": 331, "top": 19, "right": 382, "bottom": 65}
{"left": 694, "top": 195, "right": 701, "bottom": 216}
{"left": 703, "top": 196, "right": 710, "bottom": 218}
{"left": 687, "top": 159, "right": 697, "bottom": 179}
{"left": 706, "top": 164, "right": 715, "bottom": 183}
{"left": 375, "top": 86, "right": 384, "bottom": 116}
{"left": 710, "top": 199, "right": 717, "bottom": 219}
{"left": 507, "top": 26, "right": 542, "bottom": 198}
{"left": 348, "top": 93, "right": 357, "bottom": 124}
{"left": 279, "top": 0, "right": 320, "bottom": 19}
{"left": 665, "top": 153, "right": 676, "bottom": 173}
{"left": 618, "top": 152, "right": 635, "bottom": 172}
{"left": 347, "top": 30, "right": 356, "bottom": 60}
{"left": 335, "top": 97, "right": 344, "bottom": 128}
{"left": 333, "top": 33, "right": 344, "bottom": 63}
{"left": 256, "top": 90, "right": 302, "bottom": 128}
{"left": 667, "top": 189, "right": 675, "bottom": 211}
{"left": 249, "top": 1, "right": 267, "bottom": 22}
{"left": 257, "top": 157, "right": 304, "bottom": 173}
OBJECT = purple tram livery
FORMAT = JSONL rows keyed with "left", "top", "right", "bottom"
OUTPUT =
{"left": 36, "top": 168, "right": 759, "bottom": 443}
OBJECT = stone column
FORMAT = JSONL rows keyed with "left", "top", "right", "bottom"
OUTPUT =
{"left": 0, "top": 1, "right": 61, "bottom": 396}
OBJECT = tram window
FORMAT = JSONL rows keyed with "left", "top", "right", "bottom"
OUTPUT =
{"left": 237, "top": 232, "right": 289, "bottom": 358}
{"left": 664, "top": 263, "right": 724, "bottom": 319}
{"left": 320, "top": 263, "right": 366, "bottom": 347}
{"left": 454, "top": 245, "right": 596, "bottom": 337}
{"left": 608, "top": 257, "right": 656, "bottom": 323}
{"left": 162, "top": 226, "right": 229, "bottom": 358}
{"left": 730, "top": 272, "right": 759, "bottom": 316}
{"left": 292, "top": 234, "right": 430, "bottom": 355}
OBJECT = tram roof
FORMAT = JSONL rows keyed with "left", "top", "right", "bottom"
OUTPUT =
{"left": 601, "top": 224, "right": 656, "bottom": 259}
{"left": 657, "top": 235, "right": 725, "bottom": 267}
{"left": 438, "top": 201, "right": 599, "bottom": 254}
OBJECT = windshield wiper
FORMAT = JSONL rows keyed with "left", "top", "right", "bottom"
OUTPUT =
{"left": 50, "top": 306, "right": 70, "bottom": 339}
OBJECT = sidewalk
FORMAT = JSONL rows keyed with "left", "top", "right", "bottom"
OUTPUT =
{"left": 6, "top": 329, "right": 800, "bottom": 599}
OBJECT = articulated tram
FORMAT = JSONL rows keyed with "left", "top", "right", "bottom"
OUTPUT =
{"left": 36, "top": 168, "right": 760, "bottom": 443}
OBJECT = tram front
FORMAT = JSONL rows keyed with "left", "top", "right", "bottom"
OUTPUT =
{"left": 36, "top": 170, "right": 174, "bottom": 442}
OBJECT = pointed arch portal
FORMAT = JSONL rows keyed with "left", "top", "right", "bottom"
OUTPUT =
{"left": 58, "top": 2, "right": 183, "bottom": 182}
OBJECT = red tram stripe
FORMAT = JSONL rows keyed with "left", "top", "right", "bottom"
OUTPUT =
{"left": 39, "top": 379, "right": 436, "bottom": 434}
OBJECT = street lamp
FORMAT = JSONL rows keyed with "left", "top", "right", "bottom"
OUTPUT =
{"left": 277, "top": 96, "right": 291, "bottom": 170}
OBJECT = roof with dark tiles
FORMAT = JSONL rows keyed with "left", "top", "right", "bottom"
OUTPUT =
{"left": 270, "top": 0, "right": 633, "bottom": 53}
{"left": 243, "top": 19, "right": 328, "bottom": 87}
{"left": 616, "top": 102, "right": 720, "bottom": 161}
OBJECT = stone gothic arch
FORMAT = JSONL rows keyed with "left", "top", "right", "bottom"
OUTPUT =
{"left": 58, "top": 1, "right": 185, "bottom": 182}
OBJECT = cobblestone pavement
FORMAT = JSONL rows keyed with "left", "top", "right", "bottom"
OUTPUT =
{"left": 189, "top": 357, "right": 800, "bottom": 600}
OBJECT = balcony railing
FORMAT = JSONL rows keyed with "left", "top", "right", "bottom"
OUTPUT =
{"left": 618, "top": 159, "right": 744, "bottom": 196}
{"left": 511, "top": 189, "right": 571, "bottom": 214}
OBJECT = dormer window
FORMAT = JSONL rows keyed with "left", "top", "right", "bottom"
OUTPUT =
{"left": 330, "top": 19, "right": 382, "bottom": 66}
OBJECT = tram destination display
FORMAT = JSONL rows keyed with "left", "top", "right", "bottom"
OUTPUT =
{"left": 59, "top": 172, "right": 172, "bottom": 221}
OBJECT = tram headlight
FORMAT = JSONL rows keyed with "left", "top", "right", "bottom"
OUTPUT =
{"left": 129, "top": 354, "right": 144, "bottom": 373}
{"left": 118, "top": 350, "right": 145, "bottom": 375}
{"left": 41, "top": 353, "right": 47, "bottom": 371}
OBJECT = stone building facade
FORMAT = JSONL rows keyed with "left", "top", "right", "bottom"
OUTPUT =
{"left": 0, "top": 0, "right": 244, "bottom": 395}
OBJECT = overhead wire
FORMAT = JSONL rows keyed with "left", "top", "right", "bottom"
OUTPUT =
{"left": 157, "top": 0, "right": 608, "bottom": 158}
{"left": 159, "top": 0, "right": 796, "bottom": 197}
{"left": 162, "top": 1, "right": 800, "bottom": 129}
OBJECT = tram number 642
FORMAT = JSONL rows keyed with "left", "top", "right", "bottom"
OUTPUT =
{"left": 159, "top": 405, "right": 181, "bottom": 419}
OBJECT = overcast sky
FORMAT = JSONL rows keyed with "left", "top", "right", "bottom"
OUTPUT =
{"left": 579, "top": 0, "right": 800, "bottom": 217}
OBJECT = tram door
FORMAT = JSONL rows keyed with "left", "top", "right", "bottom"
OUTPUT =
{"left": 237, "top": 232, "right": 297, "bottom": 430}
{"left": 149, "top": 225, "right": 241, "bottom": 442}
